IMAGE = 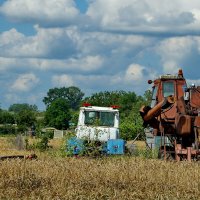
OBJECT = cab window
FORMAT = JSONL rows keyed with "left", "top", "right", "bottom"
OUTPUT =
{"left": 163, "top": 82, "right": 174, "bottom": 97}
{"left": 84, "top": 111, "right": 115, "bottom": 127}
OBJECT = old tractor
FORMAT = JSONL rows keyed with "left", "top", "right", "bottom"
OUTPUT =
{"left": 140, "top": 69, "right": 200, "bottom": 161}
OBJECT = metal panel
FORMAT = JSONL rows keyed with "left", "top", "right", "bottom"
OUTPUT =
{"left": 107, "top": 139, "right": 125, "bottom": 155}
{"left": 66, "top": 137, "right": 84, "bottom": 155}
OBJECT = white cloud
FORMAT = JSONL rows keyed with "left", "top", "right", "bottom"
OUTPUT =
{"left": 0, "top": 27, "right": 154, "bottom": 60}
{"left": 87, "top": 0, "right": 200, "bottom": 34}
{"left": 33, "top": 55, "right": 104, "bottom": 72}
{"left": 1, "top": 0, "right": 200, "bottom": 34}
{"left": 0, "top": 0, "right": 79, "bottom": 26}
{"left": 1, "top": 0, "right": 200, "bottom": 110}
{"left": 0, "top": 28, "right": 25, "bottom": 46}
{"left": 156, "top": 37, "right": 199, "bottom": 73}
{"left": 0, "top": 55, "right": 104, "bottom": 73}
{"left": 10, "top": 73, "right": 39, "bottom": 92}
{"left": 124, "top": 64, "right": 146, "bottom": 83}
{"left": 52, "top": 74, "right": 74, "bottom": 87}
{"left": 0, "top": 27, "right": 78, "bottom": 58}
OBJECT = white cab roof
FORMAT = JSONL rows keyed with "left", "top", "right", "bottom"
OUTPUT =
{"left": 80, "top": 106, "right": 119, "bottom": 112}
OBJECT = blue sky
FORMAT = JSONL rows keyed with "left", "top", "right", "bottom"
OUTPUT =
{"left": 0, "top": 0, "right": 200, "bottom": 110}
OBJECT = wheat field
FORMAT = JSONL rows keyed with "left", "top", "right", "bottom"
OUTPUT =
{"left": 0, "top": 137, "right": 200, "bottom": 200}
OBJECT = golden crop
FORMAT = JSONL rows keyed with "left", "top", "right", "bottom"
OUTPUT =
{"left": 0, "top": 137, "right": 199, "bottom": 200}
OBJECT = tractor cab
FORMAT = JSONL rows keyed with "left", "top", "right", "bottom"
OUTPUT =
{"left": 150, "top": 69, "right": 186, "bottom": 108}
{"left": 75, "top": 104, "right": 120, "bottom": 142}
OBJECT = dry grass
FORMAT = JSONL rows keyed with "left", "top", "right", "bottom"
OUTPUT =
{"left": 0, "top": 137, "right": 200, "bottom": 199}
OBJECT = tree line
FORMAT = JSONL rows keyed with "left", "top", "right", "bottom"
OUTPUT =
{"left": 0, "top": 86, "right": 152, "bottom": 140}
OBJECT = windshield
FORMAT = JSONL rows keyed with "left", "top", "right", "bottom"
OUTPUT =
{"left": 163, "top": 82, "right": 174, "bottom": 97}
{"left": 84, "top": 111, "right": 115, "bottom": 127}
{"left": 151, "top": 86, "right": 158, "bottom": 108}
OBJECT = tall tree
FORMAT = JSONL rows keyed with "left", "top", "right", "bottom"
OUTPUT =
{"left": 43, "top": 86, "right": 84, "bottom": 110}
{"left": 45, "top": 98, "right": 71, "bottom": 130}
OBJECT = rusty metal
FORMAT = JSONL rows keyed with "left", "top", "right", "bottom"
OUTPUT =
{"left": 175, "top": 114, "right": 192, "bottom": 136}
{"left": 0, "top": 154, "right": 37, "bottom": 161}
{"left": 140, "top": 69, "right": 200, "bottom": 161}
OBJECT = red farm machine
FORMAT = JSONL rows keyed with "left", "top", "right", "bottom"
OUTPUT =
{"left": 140, "top": 69, "right": 200, "bottom": 161}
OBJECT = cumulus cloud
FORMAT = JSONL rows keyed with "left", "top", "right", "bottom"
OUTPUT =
{"left": 10, "top": 73, "right": 39, "bottom": 92}
{"left": 125, "top": 64, "right": 145, "bottom": 82}
{"left": 87, "top": 0, "right": 200, "bottom": 34}
{"left": 0, "top": 27, "right": 155, "bottom": 60}
{"left": 155, "top": 36, "right": 200, "bottom": 73}
{"left": 124, "top": 64, "right": 157, "bottom": 84}
{"left": 0, "top": 55, "right": 104, "bottom": 74}
{"left": 52, "top": 74, "right": 74, "bottom": 87}
{"left": 0, "top": 28, "right": 25, "bottom": 46}
{"left": 0, "top": 27, "right": 78, "bottom": 59}
{"left": 0, "top": 0, "right": 80, "bottom": 26}
{"left": 1, "top": 0, "right": 200, "bottom": 34}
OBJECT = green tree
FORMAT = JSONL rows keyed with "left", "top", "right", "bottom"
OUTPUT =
{"left": 16, "top": 110, "right": 37, "bottom": 133}
{"left": 0, "top": 110, "right": 16, "bottom": 135}
{"left": 84, "top": 90, "right": 137, "bottom": 118}
{"left": 45, "top": 98, "right": 71, "bottom": 130}
{"left": 84, "top": 91, "right": 118, "bottom": 106}
{"left": 0, "top": 111, "right": 15, "bottom": 124}
{"left": 84, "top": 90, "right": 135, "bottom": 106}
{"left": 43, "top": 86, "right": 84, "bottom": 110}
{"left": 9, "top": 103, "right": 38, "bottom": 113}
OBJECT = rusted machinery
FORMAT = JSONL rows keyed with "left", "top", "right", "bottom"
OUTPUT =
{"left": 140, "top": 69, "right": 200, "bottom": 161}
{"left": 0, "top": 154, "right": 37, "bottom": 161}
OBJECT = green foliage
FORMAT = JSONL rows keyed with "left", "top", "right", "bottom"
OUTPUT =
{"left": 25, "top": 131, "right": 53, "bottom": 151}
{"left": 1, "top": 87, "right": 151, "bottom": 139}
{"left": 143, "top": 89, "right": 152, "bottom": 106}
{"left": 84, "top": 90, "right": 138, "bottom": 117}
{"left": 120, "top": 120, "right": 143, "bottom": 140}
{"left": 9, "top": 103, "right": 38, "bottom": 113}
{"left": 131, "top": 148, "right": 159, "bottom": 159}
{"left": 43, "top": 86, "right": 84, "bottom": 110}
{"left": 84, "top": 90, "right": 136, "bottom": 108}
{"left": 45, "top": 98, "right": 71, "bottom": 130}
{"left": 69, "top": 111, "right": 79, "bottom": 127}
{"left": 0, "top": 125, "right": 16, "bottom": 135}
{"left": 83, "top": 140, "right": 103, "bottom": 157}
{"left": 0, "top": 111, "right": 15, "bottom": 124}
{"left": 45, "top": 130, "right": 54, "bottom": 139}
{"left": 36, "top": 135, "right": 49, "bottom": 151}
{"left": 16, "top": 110, "right": 36, "bottom": 133}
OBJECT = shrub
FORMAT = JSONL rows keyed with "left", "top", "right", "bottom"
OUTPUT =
{"left": 120, "top": 121, "right": 143, "bottom": 140}
{"left": 0, "top": 125, "right": 16, "bottom": 135}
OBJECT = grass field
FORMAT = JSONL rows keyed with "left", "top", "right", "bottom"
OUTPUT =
{"left": 0, "top": 136, "right": 200, "bottom": 199}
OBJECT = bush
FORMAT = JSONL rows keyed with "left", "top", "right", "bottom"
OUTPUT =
{"left": 120, "top": 121, "right": 143, "bottom": 141}
{"left": 36, "top": 135, "right": 49, "bottom": 151}
{"left": 45, "top": 130, "right": 54, "bottom": 139}
{"left": 0, "top": 125, "right": 16, "bottom": 135}
{"left": 25, "top": 132, "right": 52, "bottom": 151}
